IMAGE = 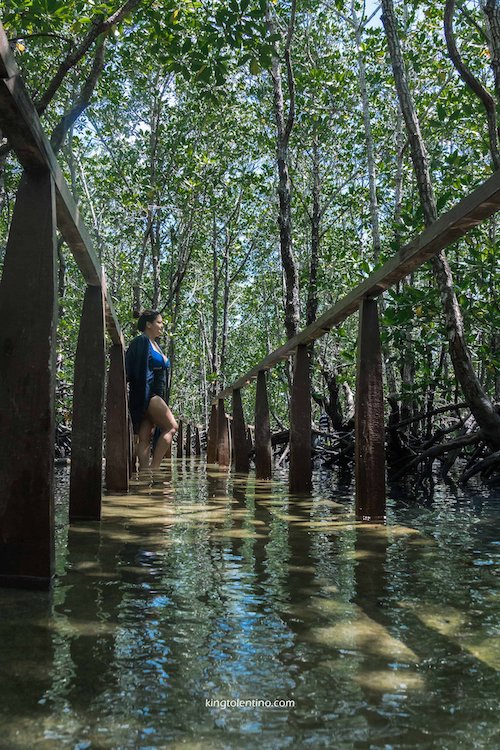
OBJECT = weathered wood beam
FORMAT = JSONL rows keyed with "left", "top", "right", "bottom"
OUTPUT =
{"left": 289, "top": 345, "right": 312, "bottom": 493}
{"left": 185, "top": 423, "right": 192, "bottom": 458}
{"left": 194, "top": 426, "right": 201, "bottom": 456}
{"left": 214, "top": 167, "right": 500, "bottom": 402}
{"left": 232, "top": 389, "right": 250, "bottom": 473}
{"left": 0, "top": 22, "right": 121, "bottom": 344}
{"left": 255, "top": 371, "right": 272, "bottom": 480}
{"left": 207, "top": 404, "right": 218, "bottom": 464}
{"left": 355, "top": 299, "right": 386, "bottom": 521}
{"left": 217, "top": 398, "right": 231, "bottom": 467}
{"left": 105, "top": 342, "right": 129, "bottom": 493}
{"left": 177, "top": 420, "right": 184, "bottom": 459}
{"left": 69, "top": 285, "right": 106, "bottom": 521}
{"left": 0, "top": 171, "right": 57, "bottom": 589}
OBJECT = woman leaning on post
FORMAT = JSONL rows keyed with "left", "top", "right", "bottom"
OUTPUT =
{"left": 125, "top": 309, "right": 178, "bottom": 469}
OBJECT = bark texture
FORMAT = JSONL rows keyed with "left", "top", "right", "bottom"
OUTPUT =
{"left": 266, "top": 0, "right": 300, "bottom": 340}
{"left": 381, "top": 0, "right": 500, "bottom": 448}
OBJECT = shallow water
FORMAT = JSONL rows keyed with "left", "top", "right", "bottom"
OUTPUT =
{"left": 1, "top": 460, "right": 500, "bottom": 749}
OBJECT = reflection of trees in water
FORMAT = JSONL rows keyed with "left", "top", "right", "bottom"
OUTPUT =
{"left": 4, "top": 463, "right": 500, "bottom": 746}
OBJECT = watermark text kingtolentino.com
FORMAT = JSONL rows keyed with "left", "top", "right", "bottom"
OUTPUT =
{"left": 205, "top": 698, "right": 295, "bottom": 710}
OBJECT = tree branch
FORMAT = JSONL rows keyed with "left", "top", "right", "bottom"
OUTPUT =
{"left": 444, "top": 0, "right": 500, "bottom": 169}
{"left": 36, "top": 0, "right": 142, "bottom": 116}
{"left": 50, "top": 35, "right": 106, "bottom": 153}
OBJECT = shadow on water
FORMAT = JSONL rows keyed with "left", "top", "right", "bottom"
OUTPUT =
{"left": 1, "top": 459, "right": 500, "bottom": 748}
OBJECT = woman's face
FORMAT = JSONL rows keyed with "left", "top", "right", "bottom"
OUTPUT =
{"left": 147, "top": 315, "right": 164, "bottom": 338}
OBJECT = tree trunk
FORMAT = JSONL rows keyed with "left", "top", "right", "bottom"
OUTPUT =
{"left": 351, "top": 1, "right": 381, "bottom": 261}
{"left": 444, "top": 0, "right": 500, "bottom": 169}
{"left": 266, "top": 1, "right": 300, "bottom": 340}
{"left": 483, "top": 0, "right": 500, "bottom": 101}
{"left": 381, "top": 0, "right": 500, "bottom": 448}
{"left": 306, "top": 130, "right": 320, "bottom": 329}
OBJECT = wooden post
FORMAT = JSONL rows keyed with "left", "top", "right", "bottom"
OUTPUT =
{"left": 177, "top": 420, "right": 184, "bottom": 459}
{"left": 69, "top": 285, "right": 106, "bottom": 521}
{"left": 105, "top": 340, "right": 129, "bottom": 492}
{"left": 194, "top": 426, "right": 201, "bottom": 455}
{"left": 232, "top": 388, "right": 250, "bottom": 473}
{"left": 217, "top": 398, "right": 230, "bottom": 466}
{"left": 0, "top": 172, "right": 57, "bottom": 588}
{"left": 185, "top": 423, "right": 192, "bottom": 457}
{"left": 255, "top": 370, "right": 272, "bottom": 479}
{"left": 207, "top": 404, "right": 218, "bottom": 463}
{"left": 355, "top": 298, "right": 386, "bottom": 521}
{"left": 128, "top": 416, "right": 135, "bottom": 475}
{"left": 289, "top": 344, "right": 312, "bottom": 493}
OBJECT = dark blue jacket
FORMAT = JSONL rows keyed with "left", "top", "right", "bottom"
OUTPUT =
{"left": 125, "top": 334, "right": 169, "bottom": 433}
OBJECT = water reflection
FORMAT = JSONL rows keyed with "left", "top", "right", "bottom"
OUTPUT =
{"left": 0, "top": 461, "right": 499, "bottom": 748}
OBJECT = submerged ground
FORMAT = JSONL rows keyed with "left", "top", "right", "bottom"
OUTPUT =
{"left": 1, "top": 460, "right": 499, "bottom": 749}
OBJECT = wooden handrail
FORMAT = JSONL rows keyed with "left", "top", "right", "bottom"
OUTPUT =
{"left": 0, "top": 22, "right": 122, "bottom": 345}
{"left": 214, "top": 167, "right": 500, "bottom": 402}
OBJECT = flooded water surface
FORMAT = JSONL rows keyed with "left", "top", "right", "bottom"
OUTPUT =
{"left": 1, "top": 460, "right": 500, "bottom": 749}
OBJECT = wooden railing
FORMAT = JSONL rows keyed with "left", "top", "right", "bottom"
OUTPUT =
{"left": 0, "top": 23, "right": 129, "bottom": 589}
{"left": 207, "top": 170, "right": 500, "bottom": 520}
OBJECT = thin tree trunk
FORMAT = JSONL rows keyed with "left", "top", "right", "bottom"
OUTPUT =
{"left": 351, "top": 1, "right": 381, "bottom": 260}
{"left": 444, "top": 0, "right": 500, "bottom": 168}
{"left": 306, "top": 130, "right": 320, "bottom": 328}
{"left": 211, "top": 214, "right": 219, "bottom": 398}
{"left": 382, "top": 0, "right": 500, "bottom": 448}
{"left": 266, "top": 1, "right": 300, "bottom": 340}
{"left": 220, "top": 229, "right": 230, "bottom": 384}
{"left": 483, "top": 0, "right": 500, "bottom": 101}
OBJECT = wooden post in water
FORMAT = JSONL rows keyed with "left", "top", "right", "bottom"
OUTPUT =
{"left": 177, "top": 420, "right": 184, "bottom": 459}
{"left": 105, "top": 340, "right": 129, "bottom": 492}
{"left": 355, "top": 298, "right": 386, "bottom": 521}
{"left": 185, "top": 423, "right": 192, "bottom": 457}
{"left": 69, "top": 285, "right": 106, "bottom": 521}
{"left": 128, "top": 416, "right": 135, "bottom": 475}
{"left": 0, "top": 172, "right": 57, "bottom": 589}
{"left": 232, "top": 388, "right": 250, "bottom": 473}
{"left": 247, "top": 426, "right": 253, "bottom": 453}
{"left": 289, "top": 344, "right": 312, "bottom": 493}
{"left": 207, "top": 404, "right": 218, "bottom": 463}
{"left": 217, "top": 398, "right": 230, "bottom": 467}
{"left": 255, "top": 370, "right": 272, "bottom": 480}
{"left": 195, "top": 426, "right": 201, "bottom": 455}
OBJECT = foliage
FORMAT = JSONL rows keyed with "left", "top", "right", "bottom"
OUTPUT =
{"left": 0, "top": 0, "right": 498, "bottom": 433}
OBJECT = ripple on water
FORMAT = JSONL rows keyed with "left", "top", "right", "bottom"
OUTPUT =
{"left": 1, "top": 463, "right": 500, "bottom": 748}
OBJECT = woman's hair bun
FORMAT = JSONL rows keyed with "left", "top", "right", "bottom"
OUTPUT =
{"left": 136, "top": 308, "right": 160, "bottom": 331}
{"left": 132, "top": 308, "right": 142, "bottom": 319}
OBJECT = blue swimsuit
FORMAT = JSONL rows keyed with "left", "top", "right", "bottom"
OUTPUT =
{"left": 147, "top": 341, "right": 169, "bottom": 402}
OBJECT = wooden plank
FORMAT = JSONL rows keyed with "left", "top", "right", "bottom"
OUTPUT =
{"left": 289, "top": 345, "right": 312, "bottom": 493}
{"left": 207, "top": 404, "right": 218, "bottom": 464}
{"left": 0, "top": 22, "right": 121, "bottom": 345}
{"left": 69, "top": 285, "right": 106, "bottom": 521}
{"left": 217, "top": 398, "right": 230, "bottom": 467}
{"left": 214, "top": 168, "right": 500, "bottom": 402}
{"left": 232, "top": 389, "right": 250, "bottom": 473}
{"left": 105, "top": 342, "right": 129, "bottom": 493}
{"left": 355, "top": 299, "right": 386, "bottom": 521}
{"left": 185, "top": 423, "right": 192, "bottom": 458}
{"left": 255, "top": 371, "right": 272, "bottom": 480}
{"left": 0, "top": 171, "right": 57, "bottom": 589}
{"left": 194, "top": 426, "right": 201, "bottom": 456}
{"left": 177, "top": 420, "right": 184, "bottom": 459}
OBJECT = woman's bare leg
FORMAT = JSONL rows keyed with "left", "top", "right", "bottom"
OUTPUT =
{"left": 146, "top": 396, "right": 178, "bottom": 468}
{"left": 137, "top": 417, "right": 154, "bottom": 468}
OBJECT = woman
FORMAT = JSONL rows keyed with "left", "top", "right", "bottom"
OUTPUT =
{"left": 125, "top": 310, "right": 178, "bottom": 469}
